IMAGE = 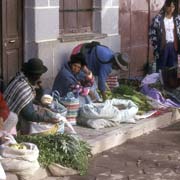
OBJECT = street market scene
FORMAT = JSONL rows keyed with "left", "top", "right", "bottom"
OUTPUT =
{"left": 1, "top": 0, "right": 180, "bottom": 179}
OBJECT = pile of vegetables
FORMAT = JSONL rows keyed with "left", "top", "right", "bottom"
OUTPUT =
{"left": 108, "top": 85, "right": 154, "bottom": 114}
{"left": 16, "top": 133, "right": 91, "bottom": 175}
{"left": 119, "top": 78, "right": 141, "bottom": 90}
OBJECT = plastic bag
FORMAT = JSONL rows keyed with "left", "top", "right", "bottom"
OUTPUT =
{"left": 78, "top": 98, "right": 138, "bottom": 129}
{"left": 0, "top": 162, "right": 6, "bottom": 180}
{"left": 0, "top": 140, "right": 40, "bottom": 180}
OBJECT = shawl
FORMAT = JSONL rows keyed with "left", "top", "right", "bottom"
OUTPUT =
{"left": 52, "top": 63, "right": 93, "bottom": 97}
{"left": 3, "top": 72, "right": 34, "bottom": 115}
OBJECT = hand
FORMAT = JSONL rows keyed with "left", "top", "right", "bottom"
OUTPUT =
{"left": 86, "top": 71, "right": 93, "bottom": 80}
{"left": 46, "top": 118, "right": 60, "bottom": 124}
{"left": 88, "top": 90, "right": 97, "bottom": 101}
{"left": 82, "top": 65, "right": 89, "bottom": 73}
{"left": 101, "top": 91, "right": 107, "bottom": 102}
{"left": 82, "top": 65, "right": 92, "bottom": 75}
{"left": 36, "top": 80, "right": 43, "bottom": 88}
{"left": 81, "top": 88, "right": 90, "bottom": 96}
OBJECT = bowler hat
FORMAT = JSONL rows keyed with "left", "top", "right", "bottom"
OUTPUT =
{"left": 22, "top": 58, "right": 48, "bottom": 74}
{"left": 114, "top": 53, "right": 129, "bottom": 71}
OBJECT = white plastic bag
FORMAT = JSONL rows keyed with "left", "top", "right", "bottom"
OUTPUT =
{"left": 0, "top": 142, "right": 39, "bottom": 161}
{"left": 0, "top": 142, "right": 40, "bottom": 180}
{"left": 78, "top": 98, "right": 138, "bottom": 129}
{"left": 0, "top": 162, "right": 6, "bottom": 180}
{"left": 28, "top": 122, "right": 59, "bottom": 135}
{"left": 55, "top": 113, "right": 76, "bottom": 134}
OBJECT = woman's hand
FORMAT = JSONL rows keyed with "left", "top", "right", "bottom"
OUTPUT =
{"left": 46, "top": 118, "right": 60, "bottom": 124}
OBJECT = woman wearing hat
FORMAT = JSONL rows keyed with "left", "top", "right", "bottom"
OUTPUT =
{"left": 3, "top": 58, "right": 60, "bottom": 133}
{"left": 71, "top": 42, "right": 129, "bottom": 101}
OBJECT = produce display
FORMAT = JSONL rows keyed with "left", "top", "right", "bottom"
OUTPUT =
{"left": 109, "top": 85, "right": 154, "bottom": 114}
{"left": 16, "top": 133, "right": 91, "bottom": 175}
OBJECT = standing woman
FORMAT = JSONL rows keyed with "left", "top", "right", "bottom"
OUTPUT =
{"left": 149, "top": 0, "right": 180, "bottom": 73}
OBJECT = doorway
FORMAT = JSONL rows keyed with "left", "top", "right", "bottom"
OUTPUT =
{"left": 0, "top": 0, "right": 23, "bottom": 91}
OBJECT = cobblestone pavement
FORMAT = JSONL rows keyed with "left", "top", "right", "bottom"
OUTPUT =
{"left": 62, "top": 121, "right": 180, "bottom": 180}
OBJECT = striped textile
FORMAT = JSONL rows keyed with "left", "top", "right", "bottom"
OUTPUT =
{"left": 3, "top": 72, "right": 34, "bottom": 115}
{"left": 106, "top": 75, "right": 119, "bottom": 90}
{"left": 61, "top": 99, "right": 80, "bottom": 125}
{"left": 52, "top": 91, "right": 80, "bottom": 125}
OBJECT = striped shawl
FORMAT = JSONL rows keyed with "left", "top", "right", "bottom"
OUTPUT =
{"left": 3, "top": 72, "right": 34, "bottom": 115}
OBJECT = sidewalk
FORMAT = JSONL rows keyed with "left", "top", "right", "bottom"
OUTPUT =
{"left": 6, "top": 109, "right": 180, "bottom": 180}
{"left": 74, "top": 109, "right": 180, "bottom": 155}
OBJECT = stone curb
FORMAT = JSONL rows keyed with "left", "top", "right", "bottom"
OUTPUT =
{"left": 87, "top": 111, "right": 178, "bottom": 155}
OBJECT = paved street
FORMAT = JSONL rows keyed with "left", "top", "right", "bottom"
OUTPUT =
{"left": 64, "top": 121, "right": 180, "bottom": 180}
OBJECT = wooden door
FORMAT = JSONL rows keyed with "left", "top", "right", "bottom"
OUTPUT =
{"left": 1, "top": 0, "right": 23, "bottom": 90}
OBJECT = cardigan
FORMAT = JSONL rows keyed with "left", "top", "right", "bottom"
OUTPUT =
{"left": 149, "top": 13, "right": 180, "bottom": 61}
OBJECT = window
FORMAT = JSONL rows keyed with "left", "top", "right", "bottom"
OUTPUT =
{"left": 59, "top": 0, "right": 93, "bottom": 34}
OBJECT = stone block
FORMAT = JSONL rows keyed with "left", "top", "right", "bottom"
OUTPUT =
{"left": 35, "top": 9, "right": 59, "bottom": 41}
{"left": 35, "top": 0, "right": 49, "bottom": 7}
{"left": 101, "top": 8, "right": 119, "bottom": 34}
{"left": 50, "top": 0, "right": 59, "bottom": 6}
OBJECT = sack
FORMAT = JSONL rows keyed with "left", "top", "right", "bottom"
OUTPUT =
{"left": 78, "top": 98, "right": 138, "bottom": 129}
{"left": 0, "top": 142, "right": 39, "bottom": 161}
{"left": 0, "top": 141, "right": 40, "bottom": 180}
{"left": 28, "top": 122, "right": 60, "bottom": 135}
{"left": 19, "top": 105, "right": 63, "bottom": 135}
{"left": 71, "top": 41, "right": 100, "bottom": 57}
{"left": 48, "top": 163, "right": 78, "bottom": 176}
{"left": 0, "top": 162, "right": 6, "bottom": 180}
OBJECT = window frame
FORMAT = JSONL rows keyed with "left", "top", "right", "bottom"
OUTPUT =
{"left": 59, "top": 0, "right": 105, "bottom": 42}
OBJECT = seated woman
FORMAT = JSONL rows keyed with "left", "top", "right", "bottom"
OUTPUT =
{"left": 0, "top": 92, "right": 18, "bottom": 135}
{"left": 52, "top": 53, "right": 99, "bottom": 105}
{"left": 3, "top": 58, "right": 60, "bottom": 134}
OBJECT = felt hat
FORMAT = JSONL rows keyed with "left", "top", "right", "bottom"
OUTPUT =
{"left": 114, "top": 52, "right": 129, "bottom": 71}
{"left": 22, "top": 58, "right": 48, "bottom": 74}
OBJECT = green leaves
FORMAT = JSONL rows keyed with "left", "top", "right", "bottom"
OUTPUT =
{"left": 16, "top": 133, "right": 91, "bottom": 175}
{"left": 112, "top": 85, "right": 154, "bottom": 114}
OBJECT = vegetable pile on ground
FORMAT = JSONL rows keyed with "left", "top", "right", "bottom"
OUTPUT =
{"left": 16, "top": 133, "right": 91, "bottom": 175}
{"left": 110, "top": 85, "right": 154, "bottom": 114}
{"left": 119, "top": 78, "right": 141, "bottom": 90}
